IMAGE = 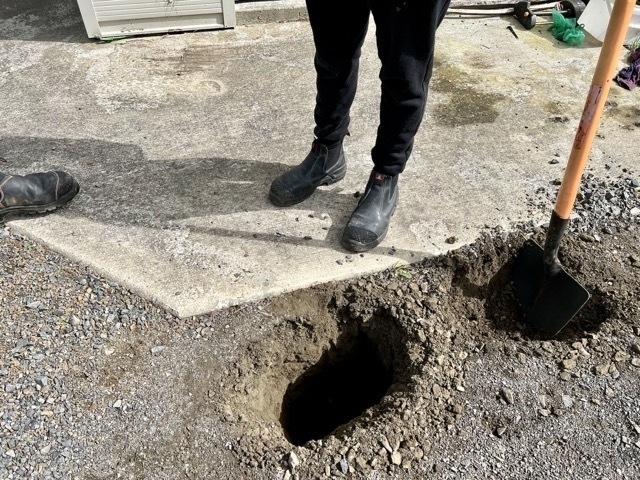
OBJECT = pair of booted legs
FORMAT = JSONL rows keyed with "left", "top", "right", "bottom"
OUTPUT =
{"left": 0, "top": 171, "right": 79, "bottom": 221}
{"left": 270, "top": 0, "right": 450, "bottom": 252}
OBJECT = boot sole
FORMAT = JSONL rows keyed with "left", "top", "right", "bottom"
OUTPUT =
{"left": 269, "top": 167, "right": 347, "bottom": 207}
{"left": 0, "top": 181, "right": 80, "bottom": 222}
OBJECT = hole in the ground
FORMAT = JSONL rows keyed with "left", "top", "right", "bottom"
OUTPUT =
{"left": 279, "top": 328, "right": 393, "bottom": 446}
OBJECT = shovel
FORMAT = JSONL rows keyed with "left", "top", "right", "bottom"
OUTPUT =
{"left": 511, "top": 0, "right": 637, "bottom": 336}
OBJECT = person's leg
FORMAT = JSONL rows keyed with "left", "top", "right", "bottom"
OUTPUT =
{"left": 308, "top": 0, "right": 371, "bottom": 148}
{"left": 371, "top": 0, "right": 451, "bottom": 175}
{"left": 269, "top": 0, "right": 370, "bottom": 207}
{"left": 0, "top": 171, "right": 79, "bottom": 222}
{"left": 342, "top": 0, "right": 450, "bottom": 252}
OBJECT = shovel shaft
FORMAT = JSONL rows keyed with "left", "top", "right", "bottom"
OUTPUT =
{"left": 554, "top": 0, "right": 636, "bottom": 219}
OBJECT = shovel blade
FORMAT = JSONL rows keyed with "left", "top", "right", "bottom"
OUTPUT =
{"left": 511, "top": 240, "right": 590, "bottom": 336}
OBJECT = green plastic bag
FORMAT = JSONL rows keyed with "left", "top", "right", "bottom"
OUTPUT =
{"left": 549, "top": 10, "right": 585, "bottom": 46}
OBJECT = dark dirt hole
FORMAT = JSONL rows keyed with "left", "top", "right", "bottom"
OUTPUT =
{"left": 280, "top": 329, "right": 393, "bottom": 446}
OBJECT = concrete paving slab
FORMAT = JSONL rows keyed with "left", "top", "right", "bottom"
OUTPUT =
{"left": 236, "top": 0, "right": 308, "bottom": 25}
{"left": 1, "top": 0, "right": 639, "bottom": 317}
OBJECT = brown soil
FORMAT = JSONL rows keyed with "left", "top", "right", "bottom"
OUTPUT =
{"left": 216, "top": 175, "right": 640, "bottom": 479}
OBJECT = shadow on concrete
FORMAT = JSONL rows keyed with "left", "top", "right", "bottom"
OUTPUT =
{"left": 1, "top": 135, "right": 426, "bottom": 260}
{"left": 0, "top": 0, "right": 90, "bottom": 43}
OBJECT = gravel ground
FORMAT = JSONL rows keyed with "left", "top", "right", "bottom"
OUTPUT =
{"left": 1, "top": 170, "right": 639, "bottom": 480}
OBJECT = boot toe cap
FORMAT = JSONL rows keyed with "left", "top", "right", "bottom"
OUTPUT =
{"left": 54, "top": 171, "right": 80, "bottom": 201}
{"left": 342, "top": 226, "right": 381, "bottom": 252}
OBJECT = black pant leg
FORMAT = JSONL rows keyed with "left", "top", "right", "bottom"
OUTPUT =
{"left": 306, "top": 0, "right": 371, "bottom": 148}
{"left": 370, "top": 0, "right": 451, "bottom": 175}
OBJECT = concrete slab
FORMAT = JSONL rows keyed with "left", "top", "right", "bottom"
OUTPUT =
{"left": 236, "top": 0, "right": 308, "bottom": 25}
{"left": 1, "top": 0, "right": 639, "bottom": 317}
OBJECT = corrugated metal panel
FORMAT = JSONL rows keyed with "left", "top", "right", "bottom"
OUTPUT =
{"left": 77, "top": 0, "right": 236, "bottom": 39}
{"left": 93, "top": 0, "right": 223, "bottom": 22}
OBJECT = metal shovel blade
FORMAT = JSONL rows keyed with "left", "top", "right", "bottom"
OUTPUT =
{"left": 511, "top": 240, "right": 590, "bottom": 336}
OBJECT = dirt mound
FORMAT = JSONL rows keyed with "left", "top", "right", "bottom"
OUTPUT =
{"left": 220, "top": 174, "right": 640, "bottom": 479}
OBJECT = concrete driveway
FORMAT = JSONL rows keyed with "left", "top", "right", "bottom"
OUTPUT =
{"left": 1, "top": 0, "right": 638, "bottom": 317}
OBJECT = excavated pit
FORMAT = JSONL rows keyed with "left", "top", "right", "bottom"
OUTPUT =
{"left": 224, "top": 288, "right": 422, "bottom": 453}
{"left": 279, "top": 329, "right": 393, "bottom": 446}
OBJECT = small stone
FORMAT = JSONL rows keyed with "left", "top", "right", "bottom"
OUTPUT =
{"left": 150, "top": 345, "right": 166, "bottom": 354}
{"left": 539, "top": 409, "right": 551, "bottom": 417}
{"left": 40, "top": 444, "right": 52, "bottom": 455}
{"left": 549, "top": 158, "right": 560, "bottom": 164}
{"left": 541, "top": 342, "right": 555, "bottom": 353}
{"left": 562, "top": 395, "right": 574, "bottom": 408}
{"left": 500, "top": 387, "right": 514, "bottom": 405}
{"left": 594, "top": 363, "right": 610, "bottom": 375}
{"left": 283, "top": 470, "right": 291, "bottom": 480}
{"left": 288, "top": 452, "right": 300, "bottom": 469}
{"left": 561, "top": 359, "right": 577, "bottom": 370}
{"left": 631, "top": 358, "right": 640, "bottom": 367}
{"left": 104, "top": 347, "right": 115, "bottom": 356}
{"left": 579, "top": 233, "right": 595, "bottom": 242}
{"left": 517, "top": 352, "right": 527, "bottom": 364}
{"left": 355, "top": 457, "right": 367, "bottom": 471}
{"left": 381, "top": 437, "right": 393, "bottom": 454}
{"left": 630, "top": 207, "right": 640, "bottom": 216}
{"left": 35, "top": 376, "right": 48, "bottom": 387}
{"left": 5, "top": 449, "right": 15, "bottom": 458}
{"left": 559, "top": 371, "right": 571, "bottom": 381}
{"left": 614, "top": 351, "right": 629, "bottom": 362}
{"left": 495, "top": 426, "right": 507, "bottom": 437}
{"left": 432, "top": 384, "right": 442, "bottom": 398}
{"left": 445, "top": 236, "right": 457, "bottom": 244}
{"left": 339, "top": 458, "right": 348, "bottom": 474}
{"left": 391, "top": 451, "right": 402, "bottom": 465}
{"left": 113, "top": 399, "right": 122, "bottom": 409}
{"left": 452, "top": 404, "right": 464, "bottom": 415}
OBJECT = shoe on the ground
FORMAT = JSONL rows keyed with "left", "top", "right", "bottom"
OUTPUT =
{"left": 269, "top": 140, "right": 346, "bottom": 207}
{"left": 0, "top": 171, "right": 80, "bottom": 221}
{"left": 342, "top": 170, "right": 398, "bottom": 252}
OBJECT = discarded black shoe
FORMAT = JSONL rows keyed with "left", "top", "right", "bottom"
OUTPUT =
{"left": 0, "top": 171, "right": 80, "bottom": 221}
{"left": 269, "top": 140, "right": 346, "bottom": 207}
{"left": 342, "top": 170, "right": 398, "bottom": 252}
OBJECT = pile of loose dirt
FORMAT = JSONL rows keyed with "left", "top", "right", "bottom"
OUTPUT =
{"left": 220, "top": 172, "right": 640, "bottom": 479}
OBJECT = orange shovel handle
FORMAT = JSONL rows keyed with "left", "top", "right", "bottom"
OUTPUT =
{"left": 554, "top": 0, "right": 636, "bottom": 219}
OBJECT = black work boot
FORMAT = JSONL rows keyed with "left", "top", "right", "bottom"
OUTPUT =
{"left": 269, "top": 140, "right": 346, "bottom": 207}
{"left": 342, "top": 170, "right": 399, "bottom": 252}
{"left": 0, "top": 171, "right": 80, "bottom": 221}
